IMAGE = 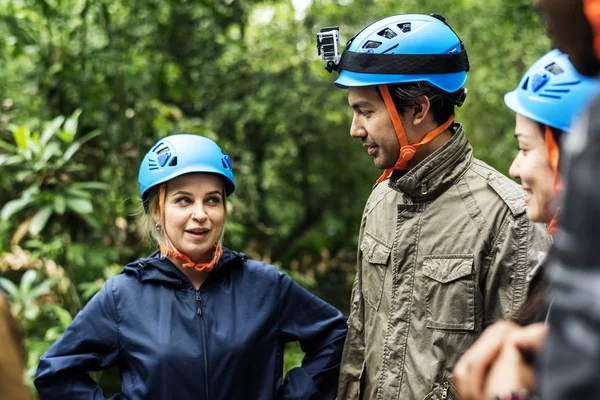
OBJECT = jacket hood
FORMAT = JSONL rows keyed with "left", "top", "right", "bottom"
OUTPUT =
{"left": 121, "top": 247, "right": 246, "bottom": 288}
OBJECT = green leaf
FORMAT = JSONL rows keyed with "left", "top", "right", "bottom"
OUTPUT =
{"left": 65, "top": 187, "right": 92, "bottom": 199}
{"left": 79, "top": 281, "right": 103, "bottom": 301}
{"left": 23, "top": 304, "right": 40, "bottom": 320}
{"left": 41, "top": 141, "right": 61, "bottom": 162}
{"left": 61, "top": 109, "right": 83, "bottom": 143}
{"left": 79, "top": 213, "right": 101, "bottom": 230}
{"left": 66, "top": 198, "right": 93, "bottom": 214}
{"left": 0, "top": 138, "right": 19, "bottom": 153}
{"left": 0, "top": 155, "right": 22, "bottom": 167}
{"left": 70, "top": 181, "right": 109, "bottom": 190}
{"left": 53, "top": 195, "right": 67, "bottom": 214}
{"left": 40, "top": 116, "right": 65, "bottom": 146}
{"left": 44, "top": 326, "right": 65, "bottom": 342}
{"left": 27, "top": 278, "right": 57, "bottom": 301}
{"left": 28, "top": 206, "right": 53, "bottom": 235}
{"left": 19, "top": 270, "right": 38, "bottom": 296}
{"left": 2, "top": 16, "right": 36, "bottom": 45}
{"left": 1, "top": 196, "right": 34, "bottom": 220}
{"left": 11, "top": 125, "right": 31, "bottom": 150}
{"left": 63, "top": 130, "right": 101, "bottom": 162}
{"left": 47, "top": 305, "right": 73, "bottom": 327}
{"left": 0, "top": 278, "right": 20, "bottom": 299}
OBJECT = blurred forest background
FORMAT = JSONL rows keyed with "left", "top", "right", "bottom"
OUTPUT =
{"left": 0, "top": 0, "right": 550, "bottom": 396}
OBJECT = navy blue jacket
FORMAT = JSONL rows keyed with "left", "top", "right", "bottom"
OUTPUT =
{"left": 34, "top": 249, "right": 347, "bottom": 399}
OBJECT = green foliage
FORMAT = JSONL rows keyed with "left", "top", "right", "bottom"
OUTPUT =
{"left": 0, "top": 270, "right": 71, "bottom": 388}
{"left": 0, "top": 270, "right": 56, "bottom": 319}
{"left": 0, "top": 110, "right": 105, "bottom": 237}
{"left": 283, "top": 342, "right": 304, "bottom": 374}
{"left": 0, "top": 0, "right": 552, "bottom": 395}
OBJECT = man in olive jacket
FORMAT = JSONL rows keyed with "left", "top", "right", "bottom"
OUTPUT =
{"left": 318, "top": 14, "right": 552, "bottom": 399}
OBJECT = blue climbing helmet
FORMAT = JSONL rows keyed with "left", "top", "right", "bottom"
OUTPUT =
{"left": 333, "top": 14, "right": 469, "bottom": 94}
{"left": 504, "top": 49, "right": 599, "bottom": 132}
{"left": 138, "top": 134, "right": 235, "bottom": 212}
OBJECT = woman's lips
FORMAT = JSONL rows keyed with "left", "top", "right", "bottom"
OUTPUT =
{"left": 185, "top": 229, "right": 209, "bottom": 239}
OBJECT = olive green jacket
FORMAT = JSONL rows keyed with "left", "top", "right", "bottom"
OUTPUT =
{"left": 338, "top": 125, "right": 552, "bottom": 400}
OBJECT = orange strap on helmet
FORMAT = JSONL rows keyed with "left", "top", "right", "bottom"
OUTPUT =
{"left": 158, "top": 184, "right": 221, "bottom": 272}
{"left": 376, "top": 84, "right": 455, "bottom": 184}
{"left": 584, "top": 0, "right": 600, "bottom": 60}
{"left": 545, "top": 126, "right": 562, "bottom": 235}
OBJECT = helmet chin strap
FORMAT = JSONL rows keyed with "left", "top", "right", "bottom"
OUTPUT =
{"left": 158, "top": 184, "right": 222, "bottom": 272}
{"left": 376, "top": 84, "right": 455, "bottom": 184}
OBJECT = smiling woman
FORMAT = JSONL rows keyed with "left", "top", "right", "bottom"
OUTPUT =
{"left": 453, "top": 49, "right": 599, "bottom": 400}
{"left": 504, "top": 49, "right": 598, "bottom": 232}
{"left": 509, "top": 115, "right": 557, "bottom": 224}
{"left": 33, "top": 134, "right": 347, "bottom": 400}
{"left": 144, "top": 173, "right": 227, "bottom": 288}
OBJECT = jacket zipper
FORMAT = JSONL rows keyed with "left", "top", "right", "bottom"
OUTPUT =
{"left": 196, "top": 290, "right": 210, "bottom": 400}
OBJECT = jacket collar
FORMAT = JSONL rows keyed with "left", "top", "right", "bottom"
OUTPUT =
{"left": 388, "top": 124, "right": 472, "bottom": 201}
{"left": 121, "top": 247, "right": 246, "bottom": 288}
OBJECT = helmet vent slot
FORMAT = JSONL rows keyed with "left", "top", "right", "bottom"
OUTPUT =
{"left": 221, "top": 155, "right": 232, "bottom": 170}
{"left": 553, "top": 80, "right": 582, "bottom": 86}
{"left": 363, "top": 40, "right": 382, "bottom": 49}
{"left": 148, "top": 160, "right": 159, "bottom": 171}
{"left": 398, "top": 23, "right": 411, "bottom": 33}
{"left": 168, "top": 156, "right": 178, "bottom": 167}
{"left": 521, "top": 77, "right": 529, "bottom": 91}
{"left": 377, "top": 28, "right": 397, "bottom": 39}
{"left": 545, "top": 62, "right": 564, "bottom": 75}
{"left": 531, "top": 73, "right": 549, "bottom": 92}
{"left": 538, "top": 93, "right": 561, "bottom": 99}
{"left": 151, "top": 142, "right": 173, "bottom": 167}
{"left": 544, "top": 88, "right": 570, "bottom": 93}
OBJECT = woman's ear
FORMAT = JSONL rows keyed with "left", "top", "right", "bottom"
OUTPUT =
{"left": 412, "top": 95, "right": 431, "bottom": 126}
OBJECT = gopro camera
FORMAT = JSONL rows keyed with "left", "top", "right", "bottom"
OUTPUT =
{"left": 316, "top": 27, "right": 341, "bottom": 72}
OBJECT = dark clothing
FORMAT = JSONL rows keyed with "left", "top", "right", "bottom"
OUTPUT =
{"left": 538, "top": 93, "right": 600, "bottom": 399}
{"left": 34, "top": 248, "right": 347, "bottom": 400}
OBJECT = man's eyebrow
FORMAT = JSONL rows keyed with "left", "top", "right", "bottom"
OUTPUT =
{"left": 350, "top": 100, "right": 372, "bottom": 109}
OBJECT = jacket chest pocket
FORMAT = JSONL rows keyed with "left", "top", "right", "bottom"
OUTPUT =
{"left": 360, "top": 232, "right": 391, "bottom": 311}
{"left": 422, "top": 254, "right": 476, "bottom": 331}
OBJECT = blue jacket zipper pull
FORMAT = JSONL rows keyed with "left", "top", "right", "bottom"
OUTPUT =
{"left": 195, "top": 291, "right": 202, "bottom": 316}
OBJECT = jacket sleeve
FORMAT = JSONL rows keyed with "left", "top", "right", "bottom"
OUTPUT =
{"left": 34, "top": 279, "right": 123, "bottom": 400}
{"left": 278, "top": 273, "right": 347, "bottom": 400}
{"left": 482, "top": 211, "right": 551, "bottom": 326}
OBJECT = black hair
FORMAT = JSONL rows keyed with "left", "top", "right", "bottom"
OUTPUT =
{"left": 516, "top": 265, "right": 549, "bottom": 325}
{"left": 533, "top": 121, "right": 564, "bottom": 145}
{"left": 381, "top": 81, "right": 457, "bottom": 125}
